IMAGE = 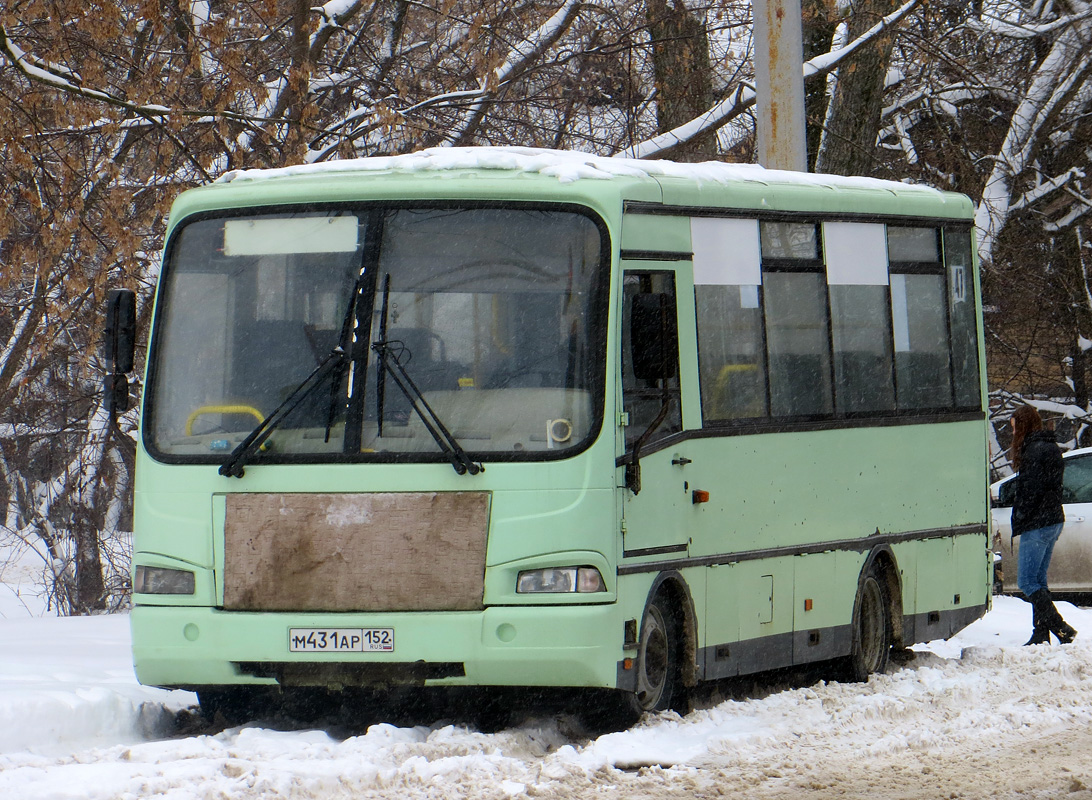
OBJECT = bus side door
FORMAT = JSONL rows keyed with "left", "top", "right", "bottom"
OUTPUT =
{"left": 618, "top": 263, "right": 702, "bottom": 559}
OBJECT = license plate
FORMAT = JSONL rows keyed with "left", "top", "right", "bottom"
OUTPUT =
{"left": 288, "top": 627, "right": 394, "bottom": 653}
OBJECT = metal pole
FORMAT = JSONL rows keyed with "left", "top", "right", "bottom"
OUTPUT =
{"left": 753, "top": 0, "right": 808, "bottom": 172}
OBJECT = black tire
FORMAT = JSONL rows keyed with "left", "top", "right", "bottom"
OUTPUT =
{"left": 845, "top": 566, "right": 892, "bottom": 682}
{"left": 634, "top": 595, "right": 683, "bottom": 713}
{"left": 197, "top": 687, "right": 269, "bottom": 727}
{"left": 468, "top": 688, "right": 515, "bottom": 733}
{"left": 575, "top": 689, "right": 643, "bottom": 735}
{"left": 579, "top": 595, "right": 684, "bottom": 733}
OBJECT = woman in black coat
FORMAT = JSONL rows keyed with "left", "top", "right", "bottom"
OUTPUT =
{"left": 1010, "top": 404, "right": 1076, "bottom": 645}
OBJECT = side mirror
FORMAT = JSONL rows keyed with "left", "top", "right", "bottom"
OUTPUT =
{"left": 630, "top": 292, "right": 677, "bottom": 381}
{"left": 104, "top": 289, "right": 136, "bottom": 419}
{"left": 104, "top": 288, "right": 137, "bottom": 374}
{"left": 104, "top": 373, "right": 130, "bottom": 416}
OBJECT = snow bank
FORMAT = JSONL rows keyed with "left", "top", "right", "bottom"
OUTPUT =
{"left": 0, "top": 596, "right": 1088, "bottom": 798}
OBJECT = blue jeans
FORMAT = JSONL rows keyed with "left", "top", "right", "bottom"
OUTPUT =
{"left": 1017, "top": 522, "right": 1064, "bottom": 597}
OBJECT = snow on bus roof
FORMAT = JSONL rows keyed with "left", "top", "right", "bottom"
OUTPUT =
{"left": 217, "top": 146, "right": 944, "bottom": 195}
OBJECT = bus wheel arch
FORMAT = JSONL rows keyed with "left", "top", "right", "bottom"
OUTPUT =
{"left": 636, "top": 572, "right": 696, "bottom": 711}
{"left": 868, "top": 547, "right": 906, "bottom": 651}
{"left": 845, "top": 548, "right": 901, "bottom": 681}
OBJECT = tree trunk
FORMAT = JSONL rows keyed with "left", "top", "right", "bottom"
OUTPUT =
{"left": 814, "top": 0, "right": 898, "bottom": 176}
{"left": 284, "top": 0, "right": 313, "bottom": 163}
{"left": 74, "top": 520, "right": 106, "bottom": 613}
{"left": 1062, "top": 227, "right": 1092, "bottom": 412}
{"left": 646, "top": 0, "right": 716, "bottom": 162}
{"left": 802, "top": 0, "right": 838, "bottom": 172}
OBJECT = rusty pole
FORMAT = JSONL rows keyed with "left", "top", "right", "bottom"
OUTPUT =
{"left": 753, "top": 0, "right": 808, "bottom": 172}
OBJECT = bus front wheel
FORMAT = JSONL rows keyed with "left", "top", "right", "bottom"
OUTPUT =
{"left": 634, "top": 595, "right": 682, "bottom": 713}
{"left": 845, "top": 566, "right": 891, "bottom": 682}
{"left": 580, "top": 594, "right": 684, "bottom": 733}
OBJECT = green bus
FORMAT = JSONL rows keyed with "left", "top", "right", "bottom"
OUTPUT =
{"left": 114, "top": 148, "right": 990, "bottom": 727}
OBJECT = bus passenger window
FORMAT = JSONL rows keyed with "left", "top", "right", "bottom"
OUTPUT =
{"left": 944, "top": 228, "right": 981, "bottom": 408}
{"left": 888, "top": 227, "right": 953, "bottom": 410}
{"left": 822, "top": 221, "right": 895, "bottom": 415}
{"left": 759, "top": 221, "right": 833, "bottom": 418}
{"left": 830, "top": 285, "right": 896, "bottom": 413}
{"left": 696, "top": 285, "right": 767, "bottom": 420}
{"left": 690, "top": 216, "right": 767, "bottom": 422}
{"left": 764, "top": 272, "right": 833, "bottom": 417}
{"left": 890, "top": 273, "right": 953, "bottom": 409}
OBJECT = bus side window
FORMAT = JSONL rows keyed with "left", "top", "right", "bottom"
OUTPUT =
{"left": 760, "top": 222, "right": 833, "bottom": 418}
{"left": 691, "top": 217, "right": 768, "bottom": 421}
{"left": 621, "top": 271, "right": 682, "bottom": 448}
{"left": 888, "top": 227, "right": 953, "bottom": 410}
{"left": 824, "top": 221, "right": 896, "bottom": 415}
{"left": 696, "top": 285, "right": 767, "bottom": 420}
{"left": 944, "top": 228, "right": 981, "bottom": 409}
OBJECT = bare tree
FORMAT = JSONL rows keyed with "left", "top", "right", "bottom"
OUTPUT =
{"left": 6, "top": 0, "right": 1092, "bottom": 611}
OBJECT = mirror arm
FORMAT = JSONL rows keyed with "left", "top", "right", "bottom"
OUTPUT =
{"left": 624, "top": 397, "right": 673, "bottom": 495}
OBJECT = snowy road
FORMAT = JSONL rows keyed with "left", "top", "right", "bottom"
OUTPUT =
{"left": 2, "top": 595, "right": 1092, "bottom": 799}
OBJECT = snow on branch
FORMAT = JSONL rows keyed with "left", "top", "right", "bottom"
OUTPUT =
{"left": 442, "top": 0, "right": 585, "bottom": 146}
{"left": 974, "top": 26, "right": 1092, "bottom": 261}
{"left": 1011, "top": 166, "right": 1086, "bottom": 212}
{"left": 1, "top": 27, "right": 231, "bottom": 180}
{"left": 1043, "top": 186, "right": 1092, "bottom": 231}
{"left": 617, "top": 0, "right": 925, "bottom": 160}
{"left": 0, "top": 28, "right": 136, "bottom": 110}
{"left": 969, "top": 9, "right": 1092, "bottom": 40}
{"left": 0, "top": 297, "right": 38, "bottom": 392}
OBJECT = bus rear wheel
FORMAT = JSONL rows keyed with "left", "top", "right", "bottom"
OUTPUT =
{"left": 845, "top": 567, "right": 891, "bottom": 682}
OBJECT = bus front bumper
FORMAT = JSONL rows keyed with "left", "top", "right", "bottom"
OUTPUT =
{"left": 130, "top": 603, "right": 626, "bottom": 691}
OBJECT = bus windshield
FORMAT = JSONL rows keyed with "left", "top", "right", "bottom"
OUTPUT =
{"left": 147, "top": 206, "right": 607, "bottom": 463}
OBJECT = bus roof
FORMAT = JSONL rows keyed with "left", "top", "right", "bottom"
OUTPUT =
{"left": 178, "top": 147, "right": 973, "bottom": 221}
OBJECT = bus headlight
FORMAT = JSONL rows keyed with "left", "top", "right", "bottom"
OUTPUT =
{"left": 516, "top": 566, "right": 606, "bottom": 594}
{"left": 134, "top": 565, "right": 196, "bottom": 595}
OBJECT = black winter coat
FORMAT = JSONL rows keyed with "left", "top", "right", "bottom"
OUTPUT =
{"left": 1011, "top": 430, "right": 1065, "bottom": 537}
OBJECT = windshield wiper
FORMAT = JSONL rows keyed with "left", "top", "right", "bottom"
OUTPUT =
{"left": 375, "top": 274, "right": 391, "bottom": 437}
{"left": 372, "top": 273, "right": 480, "bottom": 474}
{"left": 371, "top": 339, "right": 483, "bottom": 475}
{"left": 218, "top": 349, "right": 347, "bottom": 478}
{"left": 219, "top": 266, "right": 369, "bottom": 479}
{"left": 370, "top": 275, "right": 480, "bottom": 476}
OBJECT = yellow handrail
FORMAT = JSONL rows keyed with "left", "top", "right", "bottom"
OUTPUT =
{"left": 185, "top": 404, "right": 265, "bottom": 436}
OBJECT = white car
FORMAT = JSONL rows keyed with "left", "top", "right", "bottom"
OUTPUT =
{"left": 991, "top": 445, "right": 1092, "bottom": 594}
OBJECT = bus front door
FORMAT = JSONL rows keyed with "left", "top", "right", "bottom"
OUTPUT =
{"left": 618, "top": 266, "right": 699, "bottom": 559}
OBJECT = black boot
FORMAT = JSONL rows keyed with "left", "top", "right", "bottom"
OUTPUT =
{"left": 1024, "top": 598, "right": 1050, "bottom": 645}
{"left": 1045, "top": 591, "right": 1078, "bottom": 644}
{"left": 1031, "top": 590, "right": 1078, "bottom": 644}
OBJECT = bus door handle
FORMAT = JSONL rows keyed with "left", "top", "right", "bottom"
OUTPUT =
{"left": 672, "top": 457, "right": 692, "bottom": 466}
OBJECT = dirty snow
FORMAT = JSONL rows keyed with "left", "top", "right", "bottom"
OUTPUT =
{"left": 2, "top": 565, "right": 1092, "bottom": 799}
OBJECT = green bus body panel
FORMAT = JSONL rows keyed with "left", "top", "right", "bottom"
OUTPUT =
{"left": 131, "top": 604, "right": 624, "bottom": 689}
{"left": 682, "top": 421, "right": 985, "bottom": 555}
{"left": 652, "top": 172, "right": 974, "bottom": 219}
{"left": 620, "top": 215, "right": 691, "bottom": 253}
{"left": 133, "top": 156, "right": 989, "bottom": 694}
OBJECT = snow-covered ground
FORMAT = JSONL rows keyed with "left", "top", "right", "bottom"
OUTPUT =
{"left": 3, "top": 564, "right": 1092, "bottom": 799}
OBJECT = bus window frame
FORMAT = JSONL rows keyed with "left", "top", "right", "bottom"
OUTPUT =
{"left": 686, "top": 214, "right": 981, "bottom": 439}
{"left": 142, "top": 200, "right": 614, "bottom": 467}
